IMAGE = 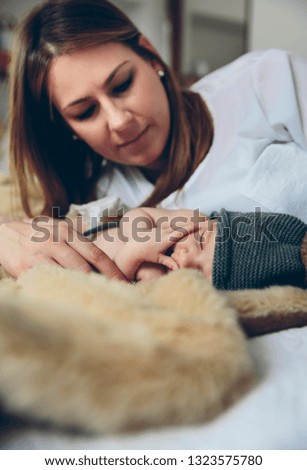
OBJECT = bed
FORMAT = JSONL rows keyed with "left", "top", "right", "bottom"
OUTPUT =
{"left": 0, "top": 173, "right": 307, "bottom": 450}
{"left": 1, "top": 325, "right": 307, "bottom": 450}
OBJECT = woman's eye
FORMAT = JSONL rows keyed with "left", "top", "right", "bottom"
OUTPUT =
{"left": 76, "top": 106, "right": 95, "bottom": 121}
{"left": 112, "top": 74, "right": 133, "bottom": 95}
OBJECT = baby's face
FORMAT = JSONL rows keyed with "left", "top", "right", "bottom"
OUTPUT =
{"left": 171, "top": 219, "right": 217, "bottom": 281}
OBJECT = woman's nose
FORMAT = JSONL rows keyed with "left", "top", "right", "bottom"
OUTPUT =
{"left": 105, "top": 101, "right": 133, "bottom": 132}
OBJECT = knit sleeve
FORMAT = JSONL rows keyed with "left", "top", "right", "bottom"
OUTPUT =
{"left": 212, "top": 210, "right": 307, "bottom": 291}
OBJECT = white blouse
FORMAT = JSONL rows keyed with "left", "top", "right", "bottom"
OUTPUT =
{"left": 94, "top": 49, "right": 307, "bottom": 223}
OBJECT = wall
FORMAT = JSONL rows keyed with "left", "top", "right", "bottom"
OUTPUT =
{"left": 0, "top": 1, "right": 42, "bottom": 124}
{"left": 1, "top": 0, "right": 42, "bottom": 21}
{"left": 248, "top": 0, "right": 307, "bottom": 59}
{"left": 185, "top": 0, "right": 246, "bottom": 23}
{"left": 0, "top": 0, "right": 169, "bottom": 61}
{"left": 112, "top": 0, "right": 170, "bottom": 63}
{"left": 182, "top": 0, "right": 247, "bottom": 76}
{"left": 182, "top": 0, "right": 307, "bottom": 78}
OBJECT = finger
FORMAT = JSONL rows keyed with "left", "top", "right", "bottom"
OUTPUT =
{"left": 28, "top": 221, "right": 128, "bottom": 281}
{"left": 52, "top": 243, "right": 96, "bottom": 273}
{"left": 157, "top": 254, "right": 179, "bottom": 271}
{"left": 68, "top": 236, "right": 127, "bottom": 281}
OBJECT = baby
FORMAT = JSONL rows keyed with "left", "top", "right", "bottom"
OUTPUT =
{"left": 93, "top": 207, "right": 214, "bottom": 282}
{"left": 92, "top": 207, "right": 307, "bottom": 290}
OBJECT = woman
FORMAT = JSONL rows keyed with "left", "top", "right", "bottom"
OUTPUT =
{"left": 1, "top": 0, "right": 307, "bottom": 278}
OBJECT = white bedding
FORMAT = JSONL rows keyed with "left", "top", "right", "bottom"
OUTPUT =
{"left": 1, "top": 326, "right": 307, "bottom": 450}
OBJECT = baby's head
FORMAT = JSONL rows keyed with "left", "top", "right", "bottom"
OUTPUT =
{"left": 135, "top": 211, "right": 216, "bottom": 282}
{"left": 170, "top": 218, "right": 217, "bottom": 281}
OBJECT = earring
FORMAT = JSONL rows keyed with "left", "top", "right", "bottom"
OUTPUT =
{"left": 72, "top": 134, "right": 79, "bottom": 141}
{"left": 158, "top": 70, "right": 165, "bottom": 78}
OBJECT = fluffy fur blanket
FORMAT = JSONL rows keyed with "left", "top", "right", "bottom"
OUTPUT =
{"left": 0, "top": 174, "right": 307, "bottom": 434}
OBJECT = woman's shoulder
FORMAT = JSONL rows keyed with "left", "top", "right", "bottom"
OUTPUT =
{"left": 250, "top": 49, "right": 307, "bottom": 126}
{"left": 250, "top": 48, "right": 307, "bottom": 82}
{"left": 191, "top": 49, "right": 300, "bottom": 95}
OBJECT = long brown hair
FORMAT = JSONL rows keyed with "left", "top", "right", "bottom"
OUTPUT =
{"left": 10, "top": 0, "right": 213, "bottom": 217}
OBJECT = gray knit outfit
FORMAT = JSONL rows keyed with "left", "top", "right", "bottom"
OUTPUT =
{"left": 212, "top": 209, "right": 307, "bottom": 290}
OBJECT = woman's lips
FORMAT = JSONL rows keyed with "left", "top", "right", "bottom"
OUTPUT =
{"left": 118, "top": 127, "right": 149, "bottom": 148}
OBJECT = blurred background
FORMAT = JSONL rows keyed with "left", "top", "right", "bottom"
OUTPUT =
{"left": 1, "top": 0, "right": 307, "bottom": 166}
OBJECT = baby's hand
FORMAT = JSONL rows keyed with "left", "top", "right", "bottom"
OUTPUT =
{"left": 115, "top": 221, "right": 196, "bottom": 281}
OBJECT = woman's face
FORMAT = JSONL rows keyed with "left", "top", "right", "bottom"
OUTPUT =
{"left": 48, "top": 42, "right": 171, "bottom": 170}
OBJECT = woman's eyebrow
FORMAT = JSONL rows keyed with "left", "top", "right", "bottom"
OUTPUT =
{"left": 62, "top": 60, "right": 131, "bottom": 111}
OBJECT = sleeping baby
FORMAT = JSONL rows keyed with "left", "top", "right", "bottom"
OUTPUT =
{"left": 91, "top": 207, "right": 307, "bottom": 290}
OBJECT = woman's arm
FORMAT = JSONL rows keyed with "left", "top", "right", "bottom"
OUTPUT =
{"left": 0, "top": 216, "right": 17, "bottom": 224}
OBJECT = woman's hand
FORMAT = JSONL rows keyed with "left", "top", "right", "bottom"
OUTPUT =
{"left": 0, "top": 217, "right": 127, "bottom": 280}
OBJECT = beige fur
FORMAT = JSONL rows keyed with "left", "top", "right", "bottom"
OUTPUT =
{"left": 228, "top": 286, "right": 307, "bottom": 336}
{"left": 0, "top": 266, "right": 255, "bottom": 433}
{"left": 0, "top": 173, "right": 43, "bottom": 218}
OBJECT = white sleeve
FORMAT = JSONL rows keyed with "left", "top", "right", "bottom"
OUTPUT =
{"left": 239, "top": 50, "right": 307, "bottom": 222}
{"left": 67, "top": 196, "right": 129, "bottom": 232}
{"left": 253, "top": 49, "right": 307, "bottom": 150}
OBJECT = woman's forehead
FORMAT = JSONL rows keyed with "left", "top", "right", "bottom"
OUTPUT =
{"left": 47, "top": 42, "right": 138, "bottom": 104}
{"left": 49, "top": 42, "right": 134, "bottom": 77}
